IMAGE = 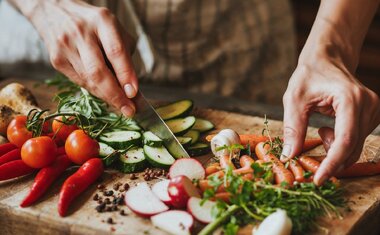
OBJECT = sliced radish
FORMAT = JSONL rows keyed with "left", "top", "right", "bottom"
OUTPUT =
{"left": 169, "top": 158, "right": 205, "bottom": 180}
{"left": 151, "top": 210, "right": 193, "bottom": 235}
{"left": 125, "top": 182, "right": 169, "bottom": 217}
{"left": 187, "top": 197, "right": 216, "bottom": 224}
{"left": 254, "top": 209, "right": 292, "bottom": 235}
{"left": 152, "top": 179, "right": 172, "bottom": 205}
{"left": 168, "top": 175, "right": 201, "bottom": 208}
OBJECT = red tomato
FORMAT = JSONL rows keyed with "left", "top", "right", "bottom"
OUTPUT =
{"left": 52, "top": 116, "right": 78, "bottom": 141}
{"left": 21, "top": 136, "right": 58, "bottom": 168}
{"left": 65, "top": 130, "right": 99, "bottom": 165}
{"left": 7, "top": 116, "right": 33, "bottom": 148}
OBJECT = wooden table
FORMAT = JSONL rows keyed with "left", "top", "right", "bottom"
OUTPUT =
{"left": 0, "top": 80, "right": 379, "bottom": 235}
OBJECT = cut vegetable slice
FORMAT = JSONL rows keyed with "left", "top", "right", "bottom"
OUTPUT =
{"left": 151, "top": 210, "right": 193, "bottom": 235}
{"left": 183, "top": 130, "right": 200, "bottom": 145}
{"left": 152, "top": 180, "right": 171, "bottom": 205}
{"left": 99, "top": 130, "right": 141, "bottom": 149}
{"left": 187, "top": 197, "right": 216, "bottom": 224}
{"left": 144, "top": 145, "right": 175, "bottom": 168}
{"left": 166, "top": 116, "right": 196, "bottom": 135}
{"left": 143, "top": 131, "right": 163, "bottom": 147}
{"left": 169, "top": 158, "right": 205, "bottom": 180}
{"left": 191, "top": 118, "right": 214, "bottom": 132}
{"left": 125, "top": 182, "right": 169, "bottom": 217}
{"left": 177, "top": 137, "right": 192, "bottom": 148}
{"left": 168, "top": 175, "right": 201, "bottom": 208}
{"left": 156, "top": 99, "right": 193, "bottom": 120}
{"left": 118, "top": 148, "right": 146, "bottom": 173}
{"left": 99, "top": 142, "right": 115, "bottom": 157}
{"left": 187, "top": 143, "right": 210, "bottom": 157}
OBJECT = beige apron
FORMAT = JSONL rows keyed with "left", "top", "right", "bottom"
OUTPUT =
{"left": 89, "top": 0, "right": 296, "bottom": 105}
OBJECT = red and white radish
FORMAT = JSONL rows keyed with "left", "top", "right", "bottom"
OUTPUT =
{"left": 187, "top": 197, "right": 216, "bottom": 224}
{"left": 168, "top": 175, "right": 201, "bottom": 208}
{"left": 151, "top": 210, "right": 193, "bottom": 235}
{"left": 152, "top": 179, "right": 172, "bottom": 205}
{"left": 169, "top": 158, "right": 205, "bottom": 180}
{"left": 125, "top": 182, "right": 168, "bottom": 217}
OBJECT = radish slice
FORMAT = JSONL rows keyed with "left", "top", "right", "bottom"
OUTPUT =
{"left": 211, "top": 129, "right": 241, "bottom": 157}
{"left": 254, "top": 209, "right": 292, "bottom": 235}
{"left": 151, "top": 210, "right": 193, "bottom": 235}
{"left": 187, "top": 197, "right": 216, "bottom": 223}
{"left": 168, "top": 175, "right": 201, "bottom": 208}
{"left": 125, "top": 182, "right": 169, "bottom": 217}
{"left": 152, "top": 180, "right": 171, "bottom": 205}
{"left": 169, "top": 158, "right": 205, "bottom": 180}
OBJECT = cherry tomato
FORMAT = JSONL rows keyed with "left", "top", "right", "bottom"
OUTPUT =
{"left": 21, "top": 136, "right": 58, "bottom": 168}
{"left": 52, "top": 116, "right": 78, "bottom": 141}
{"left": 65, "top": 130, "right": 99, "bottom": 165}
{"left": 7, "top": 116, "right": 33, "bottom": 148}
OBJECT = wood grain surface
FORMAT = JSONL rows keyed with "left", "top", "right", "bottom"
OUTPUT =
{"left": 0, "top": 80, "right": 379, "bottom": 235}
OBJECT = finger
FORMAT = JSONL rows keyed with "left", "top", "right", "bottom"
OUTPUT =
{"left": 318, "top": 127, "right": 335, "bottom": 152}
{"left": 314, "top": 99, "right": 359, "bottom": 186}
{"left": 96, "top": 13, "right": 138, "bottom": 99}
{"left": 281, "top": 94, "right": 309, "bottom": 162}
{"left": 77, "top": 36, "right": 135, "bottom": 117}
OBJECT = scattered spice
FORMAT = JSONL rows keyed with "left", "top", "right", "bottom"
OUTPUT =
{"left": 130, "top": 174, "right": 138, "bottom": 180}
{"left": 123, "top": 183, "right": 130, "bottom": 191}
{"left": 93, "top": 194, "right": 99, "bottom": 201}
{"left": 107, "top": 218, "right": 114, "bottom": 224}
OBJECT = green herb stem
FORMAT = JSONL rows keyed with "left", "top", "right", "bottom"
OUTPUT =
{"left": 199, "top": 205, "right": 240, "bottom": 235}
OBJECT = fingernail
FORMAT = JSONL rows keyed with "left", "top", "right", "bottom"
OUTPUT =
{"left": 281, "top": 144, "right": 291, "bottom": 159}
{"left": 121, "top": 105, "right": 135, "bottom": 117}
{"left": 124, "top": 84, "right": 137, "bottom": 98}
{"left": 315, "top": 173, "right": 328, "bottom": 186}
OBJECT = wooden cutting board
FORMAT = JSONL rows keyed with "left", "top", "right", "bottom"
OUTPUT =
{"left": 0, "top": 81, "right": 379, "bottom": 235}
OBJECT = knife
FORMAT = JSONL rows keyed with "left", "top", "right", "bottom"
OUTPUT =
{"left": 133, "top": 91, "right": 190, "bottom": 158}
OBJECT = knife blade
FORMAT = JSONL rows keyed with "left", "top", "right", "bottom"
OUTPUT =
{"left": 133, "top": 91, "right": 189, "bottom": 158}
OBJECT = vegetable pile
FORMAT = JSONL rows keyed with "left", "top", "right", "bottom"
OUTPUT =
{"left": 0, "top": 75, "right": 214, "bottom": 216}
{"left": 122, "top": 126, "right": 349, "bottom": 235}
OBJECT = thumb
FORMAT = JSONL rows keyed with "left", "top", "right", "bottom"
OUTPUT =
{"left": 281, "top": 98, "right": 308, "bottom": 162}
{"left": 318, "top": 127, "right": 335, "bottom": 152}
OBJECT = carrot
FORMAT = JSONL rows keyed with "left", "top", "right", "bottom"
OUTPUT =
{"left": 336, "top": 161, "right": 380, "bottom": 178}
{"left": 297, "top": 156, "right": 320, "bottom": 173}
{"left": 199, "top": 179, "right": 226, "bottom": 193}
{"left": 213, "top": 192, "right": 231, "bottom": 203}
{"left": 255, "top": 142, "right": 295, "bottom": 185}
{"left": 288, "top": 159, "right": 305, "bottom": 182}
{"left": 220, "top": 155, "right": 235, "bottom": 169}
{"left": 302, "top": 138, "right": 323, "bottom": 153}
{"left": 205, "top": 163, "right": 221, "bottom": 176}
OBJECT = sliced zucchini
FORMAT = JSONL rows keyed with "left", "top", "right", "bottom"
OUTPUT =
{"left": 99, "top": 130, "right": 142, "bottom": 149}
{"left": 156, "top": 99, "right": 193, "bottom": 120}
{"left": 144, "top": 145, "right": 175, "bottom": 168}
{"left": 166, "top": 116, "right": 196, "bottom": 135}
{"left": 118, "top": 148, "right": 146, "bottom": 173}
{"left": 143, "top": 131, "right": 163, "bottom": 147}
{"left": 182, "top": 130, "right": 200, "bottom": 145}
{"left": 191, "top": 118, "right": 214, "bottom": 132}
{"left": 187, "top": 143, "right": 210, "bottom": 157}
{"left": 177, "top": 136, "right": 192, "bottom": 148}
{"left": 99, "top": 142, "right": 119, "bottom": 166}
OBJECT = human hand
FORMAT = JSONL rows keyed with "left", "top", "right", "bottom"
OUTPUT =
{"left": 27, "top": 0, "right": 138, "bottom": 116}
{"left": 282, "top": 59, "right": 380, "bottom": 186}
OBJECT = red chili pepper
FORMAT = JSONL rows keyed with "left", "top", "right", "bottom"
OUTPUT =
{"left": 0, "top": 160, "right": 35, "bottom": 181}
{"left": 0, "top": 143, "right": 17, "bottom": 156}
{"left": 0, "top": 149, "right": 21, "bottom": 166}
{"left": 57, "top": 146, "right": 66, "bottom": 156}
{"left": 20, "top": 155, "right": 72, "bottom": 207}
{"left": 58, "top": 158, "right": 103, "bottom": 216}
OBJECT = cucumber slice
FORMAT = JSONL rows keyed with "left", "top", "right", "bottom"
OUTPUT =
{"left": 177, "top": 137, "right": 192, "bottom": 148}
{"left": 143, "top": 131, "right": 163, "bottom": 147}
{"left": 99, "top": 142, "right": 119, "bottom": 166}
{"left": 191, "top": 118, "right": 214, "bottom": 132}
{"left": 187, "top": 143, "right": 210, "bottom": 156}
{"left": 99, "top": 130, "right": 142, "bottom": 149}
{"left": 183, "top": 130, "right": 200, "bottom": 145}
{"left": 99, "top": 142, "right": 116, "bottom": 157}
{"left": 118, "top": 148, "right": 146, "bottom": 173}
{"left": 156, "top": 99, "right": 193, "bottom": 120}
{"left": 144, "top": 145, "right": 175, "bottom": 168}
{"left": 166, "top": 116, "right": 196, "bottom": 135}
